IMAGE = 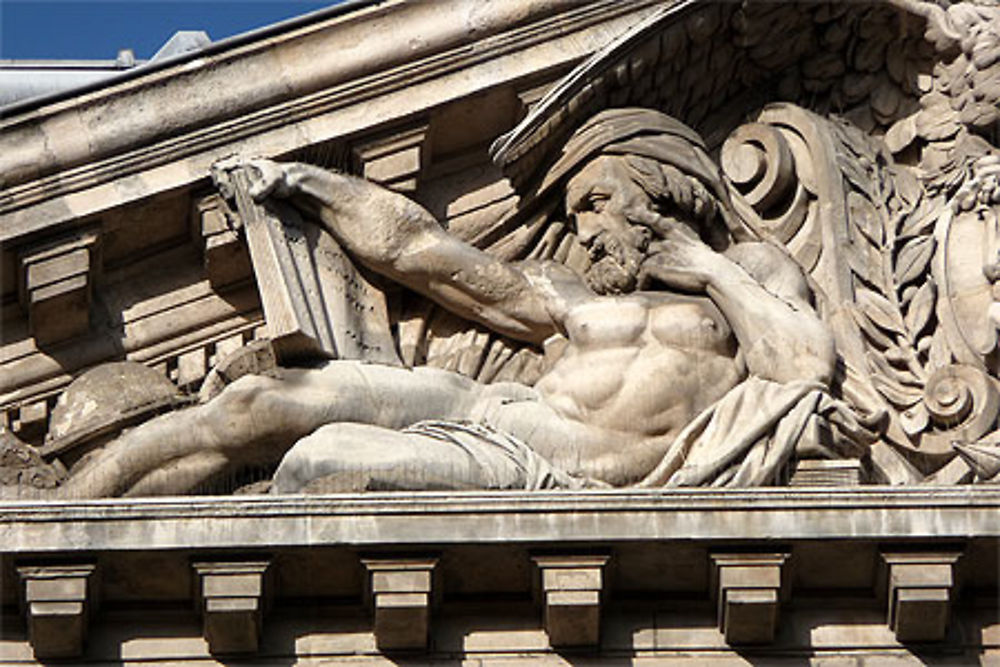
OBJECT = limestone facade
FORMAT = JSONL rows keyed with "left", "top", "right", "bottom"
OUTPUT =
{"left": 2, "top": 0, "right": 999, "bottom": 662}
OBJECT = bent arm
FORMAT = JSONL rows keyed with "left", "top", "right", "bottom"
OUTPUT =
{"left": 642, "top": 232, "right": 835, "bottom": 385}
{"left": 708, "top": 243, "right": 835, "bottom": 385}
{"left": 248, "top": 161, "right": 569, "bottom": 345}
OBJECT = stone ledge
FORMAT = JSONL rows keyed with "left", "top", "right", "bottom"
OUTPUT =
{"left": 1, "top": 488, "right": 998, "bottom": 554}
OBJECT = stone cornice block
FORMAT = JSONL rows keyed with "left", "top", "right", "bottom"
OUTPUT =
{"left": 17, "top": 230, "right": 99, "bottom": 346}
{"left": 532, "top": 554, "right": 609, "bottom": 647}
{"left": 881, "top": 550, "right": 962, "bottom": 642}
{"left": 17, "top": 562, "right": 97, "bottom": 659}
{"left": 353, "top": 124, "right": 429, "bottom": 193}
{"left": 362, "top": 556, "right": 438, "bottom": 651}
{"left": 192, "top": 559, "right": 271, "bottom": 655}
{"left": 193, "top": 193, "right": 250, "bottom": 288}
{"left": 710, "top": 552, "right": 788, "bottom": 645}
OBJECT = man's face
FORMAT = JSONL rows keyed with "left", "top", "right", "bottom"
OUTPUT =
{"left": 565, "top": 156, "right": 653, "bottom": 294}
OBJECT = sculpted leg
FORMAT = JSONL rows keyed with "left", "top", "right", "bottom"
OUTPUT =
{"left": 59, "top": 361, "right": 482, "bottom": 498}
{"left": 271, "top": 423, "right": 507, "bottom": 493}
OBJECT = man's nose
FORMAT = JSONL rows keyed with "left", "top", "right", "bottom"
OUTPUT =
{"left": 575, "top": 212, "right": 602, "bottom": 244}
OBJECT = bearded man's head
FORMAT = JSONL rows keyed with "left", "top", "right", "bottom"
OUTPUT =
{"left": 544, "top": 109, "right": 737, "bottom": 294}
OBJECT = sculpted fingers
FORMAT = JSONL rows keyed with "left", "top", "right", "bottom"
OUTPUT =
{"left": 246, "top": 159, "right": 292, "bottom": 201}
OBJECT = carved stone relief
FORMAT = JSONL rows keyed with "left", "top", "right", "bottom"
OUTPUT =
{"left": 3, "top": 0, "right": 1000, "bottom": 497}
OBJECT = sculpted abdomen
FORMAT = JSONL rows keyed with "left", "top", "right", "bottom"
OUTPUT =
{"left": 537, "top": 294, "right": 743, "bottom": 436}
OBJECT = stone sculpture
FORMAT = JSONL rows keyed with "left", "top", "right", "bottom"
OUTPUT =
{"left": 42, "top": 107, "right": 872, "bottom": 498}
{"left": 6, "top": 0, "right": 1000, "bottom": 497}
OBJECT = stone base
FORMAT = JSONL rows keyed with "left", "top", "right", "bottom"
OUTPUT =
{"left": 1, "top": 488, "right": 997, "bottom": 664}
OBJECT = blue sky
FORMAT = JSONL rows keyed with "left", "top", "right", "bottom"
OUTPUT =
{"left": 1, "top": 1, "right": 341, "bottom": 60}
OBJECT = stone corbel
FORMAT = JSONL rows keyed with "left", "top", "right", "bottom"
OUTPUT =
{"left": 710, "top": 552, "right": 788, "bottom": 645}
{"left": 17, "top": 229, "right": 100, "bottom": 346}
{"left": 352, "top": 124, "right": 429, "bottom": 193}
{"left": 17, "top": 562, "right": 97, "bottom": 660}
{"left": 532, "top": 554, "right": 609, "bottom": 648}
{"left": 361, "top": 556, "right": 438, "bottom": 651}
{"left": 192, "top": 559, "right": 271, "bottom": 655}
{"left": 880, "top": 550, "right": 962, "bottom": 642}
{"left": 193, "top": 193, "right": 251, "bottom": 288}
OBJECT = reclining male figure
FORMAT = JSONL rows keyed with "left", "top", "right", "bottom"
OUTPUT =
{"left": 61, "top": 109, "right": 835, "bottom": 497}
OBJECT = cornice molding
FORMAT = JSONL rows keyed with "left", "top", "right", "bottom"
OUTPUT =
{"left": 2, "top": 487, "right": 997, "bottom": 553}
{"left": 0, "top": 0, "right": 662, "bottom": 244}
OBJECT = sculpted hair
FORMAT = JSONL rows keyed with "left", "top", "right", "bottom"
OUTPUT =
{"left": 618, "top": 152, "right": 730, "bottom": 251}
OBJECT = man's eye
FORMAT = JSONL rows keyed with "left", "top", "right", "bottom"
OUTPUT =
{"left": 589, "top": 196, "right": 608, "bottom": 213}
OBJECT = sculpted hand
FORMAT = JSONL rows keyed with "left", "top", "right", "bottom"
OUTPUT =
{"left": 245, "top": 159, "right": 295, "bottom": 202}
{"left": 638, "top": 221, "right": 719, "bottom": 292}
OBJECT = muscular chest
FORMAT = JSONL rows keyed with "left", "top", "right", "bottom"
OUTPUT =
{"left": 561, "top": 293, "right": 735, "bottom": 354}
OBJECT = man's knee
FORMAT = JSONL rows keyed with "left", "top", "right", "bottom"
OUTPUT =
{"left": 271, "top": 423, "right": 376, "bottom": 493}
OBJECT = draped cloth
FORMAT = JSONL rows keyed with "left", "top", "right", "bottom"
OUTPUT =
{"left": 637, "top": 377, "right": 824, "bottom": 488}
{"left": 402, "top": 420, "right": 592, "bottom": 490}
{"left": 403, "top": 377, "right": 849, "bottom": 490}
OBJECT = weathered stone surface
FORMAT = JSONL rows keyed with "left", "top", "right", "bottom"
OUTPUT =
{"left": 2, "top": 0, "right": 1000, "bottom": 661}
{"left": 533, "top": 554, "right": 609, "bottom": 647}
{"left": 362, "top": 557, "right": 437, "bottom": 651}
{"left": 16, "top": 563, "right": 96, "bottom": 659}
{"left": 192, "top": 559, "right": 271, "bottom": 655}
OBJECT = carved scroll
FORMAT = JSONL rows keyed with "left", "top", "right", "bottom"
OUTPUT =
{"left": 722, "top": 104, "right": 1000, "bottom": 479}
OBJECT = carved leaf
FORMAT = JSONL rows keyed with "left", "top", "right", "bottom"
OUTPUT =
{"left": 892, "top": 167, "right": 921, "bottom": 209}
{"left": 867, "top": 349, "right": 922, "bottom": 388}
{"left": 852, "top": 305, "right": 895, "bottom": 350}
{"left": 857, "top": 288, "right": 905, "bottom": 335}
{"left": 903, "top": 280, "right": 936, "bottom": 339}
{"left": 871, "top": 374, "right": 923, "bottom": 408}
{"left": 848, "top": 191, "right": 883, "bottom": 246}
{"left": 847, "top": 238, "right": 888, "bottom": 293}
{"left": 898, "top": 201, "right": 938, "bottom": 237}
{"left": 894, "top": 235, "right": 936, "bottom": 286}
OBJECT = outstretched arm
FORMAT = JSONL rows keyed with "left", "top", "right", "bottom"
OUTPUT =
{"left": 244, "top": 160, "right": 580, "bottom": 345}
{"left": 640, "top": 226, "right": 835, "bottom": 386}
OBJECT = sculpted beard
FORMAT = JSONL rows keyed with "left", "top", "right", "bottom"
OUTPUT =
{"left": 584, "top": 218, "right": 654, "bottom": 295}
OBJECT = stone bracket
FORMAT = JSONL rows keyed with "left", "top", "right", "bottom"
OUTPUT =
{"left": 532, "top": 554, "right": 609, "bottom": 648}
{"left": 881, "top": 550, "right": 962, "bottom": 642}
{"left": 362, "top": 556, "right": 438, "bottom": 651}
{"left": 192, "top": 559, "right": 271, "bottom": 655}
{"left": 17, "top": 230, "right": 100, "bottom": 346}
{"left": 17, "top": 562, "right": 97, "bottom": 659}
{"left": 352, "top": 124, "right": 429, "bottom": 192}
{"left": 710, "top": 552, "right": 788, "bottom": 645}
{"left": 193, "top": 193, "right": 251, "bottom": 289}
